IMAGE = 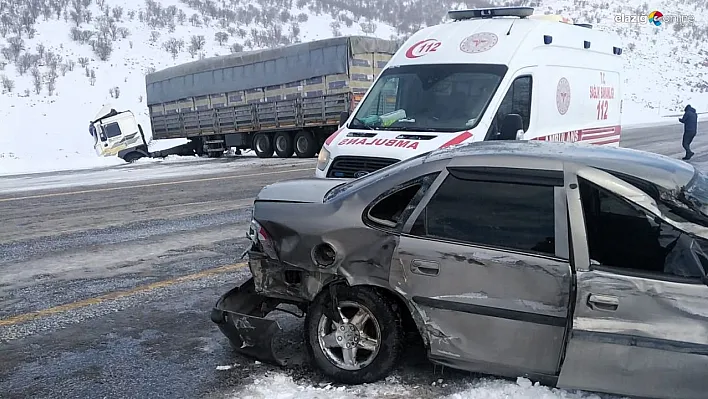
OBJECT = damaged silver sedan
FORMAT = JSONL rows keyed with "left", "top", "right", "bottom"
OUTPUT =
{"left": 211, "top": 141, "right": 708, "bottom": 399}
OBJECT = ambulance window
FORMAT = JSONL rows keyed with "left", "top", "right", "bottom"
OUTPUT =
{"left": 358, "top": 78, "right": 400, "bottom": 118}
{"left": 103, "top": 122, "right": 122, "bottom": 138}
{"left": 497, "top": 76, "right": 532, "bottom": 131}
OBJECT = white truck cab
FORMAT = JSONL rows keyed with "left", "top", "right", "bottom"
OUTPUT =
{"left": 90, "top": 104, "right": 147, "bottom": 160}
{"left": 89, "top": 104, "right": 201, "bottom": 162}
{"left": 316, "top": 7, "right": 624, "bottom": 178}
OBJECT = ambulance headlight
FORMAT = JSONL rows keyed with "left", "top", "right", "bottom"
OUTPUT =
{"left": 316, "top": 147, "right": 331, "bottom": 171}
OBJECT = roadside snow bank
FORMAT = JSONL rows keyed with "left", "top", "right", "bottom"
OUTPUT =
{"left": 232, "top": 373, "right": 625, "bottom": 399}
{"left": 236, "top": 373, "right": 410, "bottom": 398}
{"left": 448, "top": 377, "right": 624, "bottom": 398}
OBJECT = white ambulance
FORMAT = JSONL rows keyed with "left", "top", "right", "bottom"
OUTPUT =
{"left": 315, "top": 7, "right": 623, "bottom": 178}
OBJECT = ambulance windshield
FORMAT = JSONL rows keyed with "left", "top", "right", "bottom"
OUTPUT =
{"left": 350, "top": 63, "right": 507, "bottom": 133}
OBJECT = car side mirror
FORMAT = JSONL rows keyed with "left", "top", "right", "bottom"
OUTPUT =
{"left": 339, "top": 111, "right": 349, "bottom": 128}
{"left": 100, "top": 133, "right": 107, "bottom": 141}
{"left": 499, "top": 113, "right": 524, "bottom": 140}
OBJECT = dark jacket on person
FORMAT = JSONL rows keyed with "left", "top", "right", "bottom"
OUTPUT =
{"left": 679, "top": 105, "right": 698, "bottom": 135}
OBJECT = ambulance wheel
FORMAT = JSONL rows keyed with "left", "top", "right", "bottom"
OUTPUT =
{"left": 253, "top": 133, "right": 274, "bottom": 158}
{"left": 274, "top": 132, "right": 294, "bottom": 158}
{"left": 304, "top": 286, "right": 403, "bottom": 385}
{"left": 294, "top": 131, "right": 317, "bottom": 158}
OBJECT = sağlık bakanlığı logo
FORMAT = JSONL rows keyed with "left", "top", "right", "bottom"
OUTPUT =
{"left": 648, "top": 10, "right": 663, "bottom": 25}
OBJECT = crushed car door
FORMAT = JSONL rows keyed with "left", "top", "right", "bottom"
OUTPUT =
{"left": 390, "top": 166, "right": 573, "bottom": 381}
{"left": 557, "top": 165, "right": 708, "bottom": 399}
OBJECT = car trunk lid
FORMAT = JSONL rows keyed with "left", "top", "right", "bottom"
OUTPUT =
{"left": 256, "top": 178, "right": 350, "bottom": 203}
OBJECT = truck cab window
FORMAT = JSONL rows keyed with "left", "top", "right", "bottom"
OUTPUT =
{"left": 578, "top": 177, "right": 706, "bottom": 278}
{"left": 103, "top": 122, "right": 122, "bottom": 139}
{"left": 492, "top": 75, "right": 532, "bottom": 135}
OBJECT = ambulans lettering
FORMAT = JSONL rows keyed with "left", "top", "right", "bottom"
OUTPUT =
{"left": 537, "top": 131, "right": 581, "bottom": 142}
{"left": 405, "top": 39, "right": 441, "bottom": 58}
{"left": 338, "top": 138, "right": 419, "bottom": 149}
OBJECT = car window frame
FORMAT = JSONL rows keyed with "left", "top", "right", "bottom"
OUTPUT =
{"left": 565, "top": 165, "right": 708, "bottom": 285}
{"left": 400, "top": 166, "right": 569, "bottom": 261}
{"left": 362, "top": 172, "right": 441, "bottom": 232}
{"left": 578, "top": 176, "right": 707, "bottom": 285}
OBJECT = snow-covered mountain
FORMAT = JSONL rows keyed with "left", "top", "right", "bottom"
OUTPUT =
{"left": 0, "top": 0, "right": 706, "bottom": 174}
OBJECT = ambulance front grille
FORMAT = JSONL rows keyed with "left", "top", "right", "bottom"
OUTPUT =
{"left": 327, "top": 156, "right": 399, "bottom": 178}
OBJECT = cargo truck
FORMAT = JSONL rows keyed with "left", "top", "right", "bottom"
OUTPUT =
{"left": 91, "top": 36, "right": 400, "bottom": 162}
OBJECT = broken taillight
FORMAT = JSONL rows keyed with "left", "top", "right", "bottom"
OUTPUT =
{"left": 247, "top": 218, "right": 278, "bottom": 260}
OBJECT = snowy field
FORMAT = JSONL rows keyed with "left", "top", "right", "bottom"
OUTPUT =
{"left": 1, "top": 0, "right": 707, "bottom": 177}
{"left": 0, "top": 0, "right": 706, "bottom": 396}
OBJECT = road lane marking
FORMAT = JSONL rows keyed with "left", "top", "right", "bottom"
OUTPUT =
{"left": 0, "top": 262, "right": 248, "bottom": 327}
{"left": 0, "top": 167, "right": 314, "bottom": 203}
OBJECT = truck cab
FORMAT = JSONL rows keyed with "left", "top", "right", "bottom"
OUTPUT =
{"left": 315, "top": 7, "right": 624, "bottom": 178}
{"left": 90, "top": 105, "right": 148, "bottom": 161}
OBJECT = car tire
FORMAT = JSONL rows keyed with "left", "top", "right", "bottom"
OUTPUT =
{"left": 304, "top": 286, "right": 403, "bottom": 385}
{"left": 274, "top": 132, "right": 294, "bottom": 158}
{"left": 253, "top": 133, "right": 274, "bottom": 158}
{"left": 294, "top": 130, "right": 317, "bottom": 158}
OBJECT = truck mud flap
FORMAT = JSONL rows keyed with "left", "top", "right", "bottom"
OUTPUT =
{"left": 210, "top": 277, "right": 285, "bottom": 366}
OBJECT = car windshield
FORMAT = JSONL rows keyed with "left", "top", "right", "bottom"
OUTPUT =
{"left": 350, "top": 63, "right": 507, "bottom": 133}
{"left": 324, "top": 151, "right": 432, "bottom": 202}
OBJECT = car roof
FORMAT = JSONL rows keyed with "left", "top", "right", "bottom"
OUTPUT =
{"left": 424, "top": 140, "right": 696, "bottom": 191}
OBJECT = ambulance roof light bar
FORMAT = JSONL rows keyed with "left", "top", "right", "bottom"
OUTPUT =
{"left": 447, "top": 7, "right": 535, "bottom": 21}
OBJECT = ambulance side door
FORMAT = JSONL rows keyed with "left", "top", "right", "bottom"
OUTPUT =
{"left": 484, "top": 68, "right": 534, "bottom": 141}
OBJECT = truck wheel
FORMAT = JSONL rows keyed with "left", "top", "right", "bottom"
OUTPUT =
{"left": 294, "top": 131, "right": 317, "bottom": 158}
{"left": 304, "top": 286, "right": 403, "bottom": 385}
{"left": 122, "top": 152, "right": 142, "bottom": 163}
{"left": 274, "top": 132, "right": 294, "bottom": 158}
{"left": 253, "top": 133, "right": 274, "bottom": 158}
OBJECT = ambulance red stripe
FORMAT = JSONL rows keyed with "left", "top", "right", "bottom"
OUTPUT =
{"left": 439, "top": 131, "right": 473, "bottom": 148}
{"left": 532, "top": 125, "right": 621, "bottom": 143}
{"left": 324, "top": 127, "right": 344, "bottom": 145}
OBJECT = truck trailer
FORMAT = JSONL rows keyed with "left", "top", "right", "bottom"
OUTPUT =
{"left": 91, "top": 36, "right": 400, "bottom": 162}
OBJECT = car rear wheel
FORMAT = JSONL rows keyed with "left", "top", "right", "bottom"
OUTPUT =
{"left": 304, "top": 286, "right": 403, "bottom": 384}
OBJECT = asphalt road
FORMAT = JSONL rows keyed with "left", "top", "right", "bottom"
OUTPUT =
{"left": 1, "top": 121, "right": 707, "bottom": 399}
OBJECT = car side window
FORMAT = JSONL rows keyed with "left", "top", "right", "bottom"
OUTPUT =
{"left": 409, "top": 172, "right": 557, "bottom": 256}
{"left": 496, "top": 75, "right": 532, "bottom": 132}
{"left": 578, "top": 177, "right": 705, "bottom": 278}
{"left": 366, "top": 173, "right": 439, "bottom": 229}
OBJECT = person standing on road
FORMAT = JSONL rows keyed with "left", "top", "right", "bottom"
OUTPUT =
{"left": 679, "top": 104, "right": 698, "bottom": 160}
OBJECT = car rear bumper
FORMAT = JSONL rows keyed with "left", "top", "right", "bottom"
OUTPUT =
{"left": 210, "top": 277, "right": 286, "bottom": 366}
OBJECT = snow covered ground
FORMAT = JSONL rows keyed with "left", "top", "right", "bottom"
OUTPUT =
{"left": 230, "top": 372, "right": 624, "bottom": 399}
{"left": 1, "top": 0, "right": 707, "bottom": 176}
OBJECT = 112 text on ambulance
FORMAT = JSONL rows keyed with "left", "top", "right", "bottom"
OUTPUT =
{"left": 592, "top": 72, "right": 614, "bottom": 120}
